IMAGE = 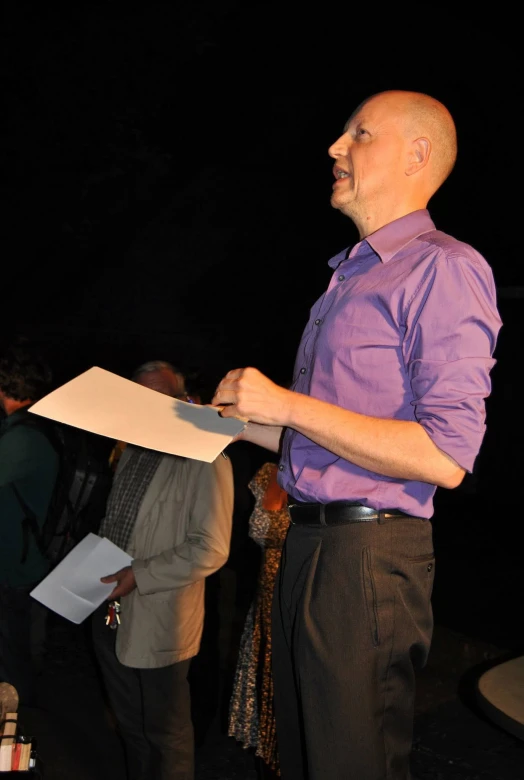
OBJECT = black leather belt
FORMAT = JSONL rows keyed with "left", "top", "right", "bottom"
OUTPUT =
{"left": 288, "top": 501, "right": 415, "bottom": 526}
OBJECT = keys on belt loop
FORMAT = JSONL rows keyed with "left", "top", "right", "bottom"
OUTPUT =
{"left": 105, "top": 600, "right": 121, "bottom": 629}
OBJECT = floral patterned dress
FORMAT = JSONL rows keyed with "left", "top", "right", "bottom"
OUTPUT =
{"left": 228, "top": 462, "right": 291, "bottom": 774}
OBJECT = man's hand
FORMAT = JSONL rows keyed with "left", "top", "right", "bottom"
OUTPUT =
{"left": 212, "top": 367, "right": 293, "bottom": 426}
{"left": 101, "top": 566, "right": 137, "bottom": 600}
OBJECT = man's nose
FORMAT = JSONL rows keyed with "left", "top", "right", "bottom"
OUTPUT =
{"left": 328, "top": 134, "right": 348, "bottom": 159}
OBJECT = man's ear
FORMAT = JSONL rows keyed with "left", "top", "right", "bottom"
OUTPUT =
{"left": 406, "top": 137, "right": 431, "bottom": 176}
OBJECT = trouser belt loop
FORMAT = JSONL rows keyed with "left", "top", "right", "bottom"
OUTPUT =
{"left": 320, "top": 504, "right": 326, "bottom": 526}
{"left": 378, "top": 510, "right": 387, "bottom": 525}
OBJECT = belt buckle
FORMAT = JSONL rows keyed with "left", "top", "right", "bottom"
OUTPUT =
{"left": 288, "top": 502, "right": 324, "bottom": 526}
{"left": 288, "top": 503, "right": 300, "bottom": 525}
{"left": 288, "top": 503, "right": 299, "bottom": 525}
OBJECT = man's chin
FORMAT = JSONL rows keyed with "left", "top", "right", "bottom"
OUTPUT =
{"left": 330, "top": 194, "right": 352, "bottom": 216}
{"left": 330, "top": 193, "right": 344, "bottom": 211}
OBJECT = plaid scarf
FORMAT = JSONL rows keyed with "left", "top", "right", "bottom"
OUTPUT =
{"left": 100, "top": 446, "right": 162, "bottom": 552}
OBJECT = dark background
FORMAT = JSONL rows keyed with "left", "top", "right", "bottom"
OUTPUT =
{"left": 3, "top": 7, "right": 521, "bottom": 388}
{"left": 2, "top": 8, "right": 522, "bottom": 633}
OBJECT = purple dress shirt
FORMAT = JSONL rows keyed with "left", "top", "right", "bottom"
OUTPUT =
{"left": 278, "top": 210, "right": 502, "bottom": 519}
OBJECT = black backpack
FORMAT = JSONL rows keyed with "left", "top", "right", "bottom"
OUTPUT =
{"left": 6, "top": 415, "right": 114, "bottom": 566}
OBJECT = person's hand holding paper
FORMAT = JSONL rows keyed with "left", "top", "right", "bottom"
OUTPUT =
{"left": 30, "top": 534, "right": 133, "bottom": 624}
{"left": 101, "top": 565, "right": 137, "bottom": 600}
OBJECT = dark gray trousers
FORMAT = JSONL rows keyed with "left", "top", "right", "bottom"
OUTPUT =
{"left": 271, "top": 515, "right": 435, "bottom": 780}
{"left": 91, "top": 606, "right": 194, "bottom": 780}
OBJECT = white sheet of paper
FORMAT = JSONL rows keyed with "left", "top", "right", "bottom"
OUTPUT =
{"left": 29, "top": 366, "right": 245, "bottom": 462}
{"left": 30, "top": 533, "right": 133, "bottom": 624}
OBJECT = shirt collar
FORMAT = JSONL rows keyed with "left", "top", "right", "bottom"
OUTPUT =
{"left": 328, "top": 209, "right": 436, "bottom": 268}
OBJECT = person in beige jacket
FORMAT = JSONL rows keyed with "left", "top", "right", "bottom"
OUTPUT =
{"left": 91, "top": 361, "right": 234, "bottom": 780}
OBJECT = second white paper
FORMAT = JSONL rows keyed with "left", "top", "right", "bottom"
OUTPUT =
{"left": 30, "top": 533, "right": 133, "bottom": 624}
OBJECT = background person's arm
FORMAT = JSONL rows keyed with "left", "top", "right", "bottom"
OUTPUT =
{"left": 131, "top": 454, "right": 234, "bottom": 594}
{"left": 102, "top": 456, "right": 235, "bottom": 598}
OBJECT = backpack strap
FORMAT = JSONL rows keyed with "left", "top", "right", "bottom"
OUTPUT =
{"left": 10, "top": 483, "right": 46, "bottom": 564}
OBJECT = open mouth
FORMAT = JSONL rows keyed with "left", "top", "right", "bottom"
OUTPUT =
{"left": 333, "top": 165, "right": 350, "bottom": 180}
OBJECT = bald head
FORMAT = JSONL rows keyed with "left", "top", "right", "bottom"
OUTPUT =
{"left": 329, "top": 89, "right": 459, "bottom": 234}
{"left": 359, "top": 90, "right": 458, "bottom": 193}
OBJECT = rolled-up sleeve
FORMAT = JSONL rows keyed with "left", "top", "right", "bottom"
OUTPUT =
{"left": 405, "top": 248, "right": 502, "bottom": 472}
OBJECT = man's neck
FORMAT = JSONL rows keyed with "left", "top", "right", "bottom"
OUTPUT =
{"left": 352, "top": 198, "right": 429, "bottom": 240}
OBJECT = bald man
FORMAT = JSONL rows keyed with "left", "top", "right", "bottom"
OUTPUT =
{"left": 212, "top": 91, "right": 502, "bottom": 779}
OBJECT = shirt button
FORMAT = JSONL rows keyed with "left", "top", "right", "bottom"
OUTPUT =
{"left": 278, "top": 464, "right": 284, "bottom": 471}
{"left": 300, "top": 367, "right": 306, "bottom": 374}
{"left": 338, "top": 274, "right": 345, "bottom": 281}
{"left": 314, "top": 318, "right": 322, "bottom": 325}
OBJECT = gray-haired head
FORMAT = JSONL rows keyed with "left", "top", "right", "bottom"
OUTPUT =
{"left": 131, "top": 360, "right": 187, "bottom": 398}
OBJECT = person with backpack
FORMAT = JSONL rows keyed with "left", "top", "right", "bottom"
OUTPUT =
{"left": 0, "top": 339, "right": 60, "bottom": 705}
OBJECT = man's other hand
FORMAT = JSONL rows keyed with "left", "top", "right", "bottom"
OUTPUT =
{"left": 101, "top": 566, "right": 137, "bottom": 600}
